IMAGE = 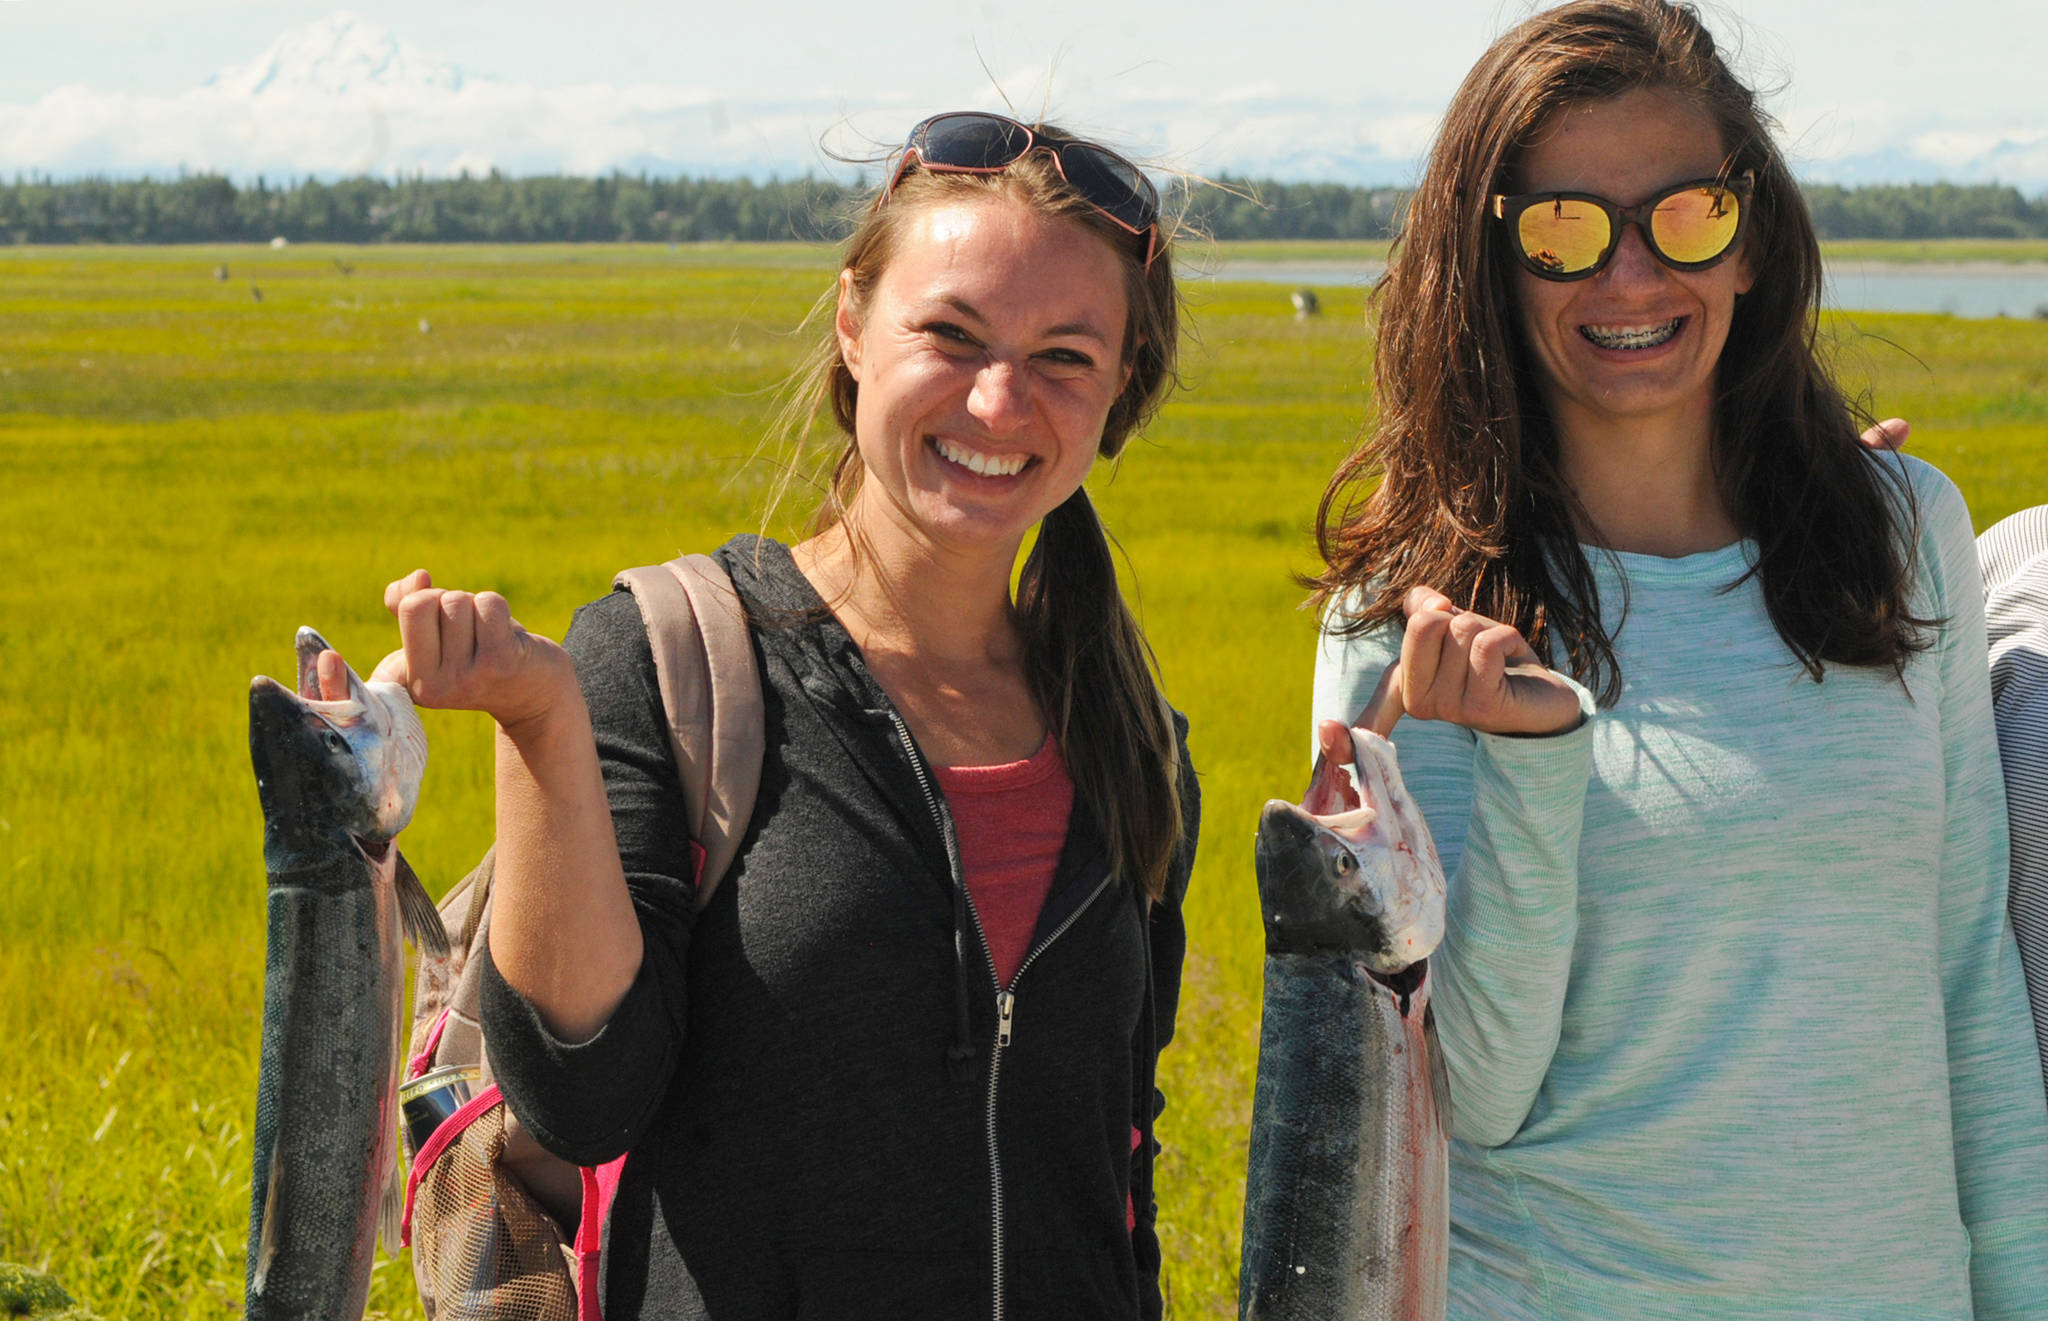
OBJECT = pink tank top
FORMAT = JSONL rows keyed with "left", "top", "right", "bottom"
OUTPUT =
{"left": 933, "top": 735, "right": 1074, "bottom": 988}
{"left": 937, "top": 738, "right": 1139, "bottom": 1230}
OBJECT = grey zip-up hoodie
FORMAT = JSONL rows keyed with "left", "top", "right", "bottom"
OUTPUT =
{"left": 480, "top": 536, "right": 1199, "bottom": 1321}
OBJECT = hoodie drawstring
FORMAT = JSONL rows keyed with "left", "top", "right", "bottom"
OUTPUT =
{"left": 946, "top": 869, "right": 979, "bottom": 1083}
{"left": 884, "top": 707, "right": 980, "bottom": 1085}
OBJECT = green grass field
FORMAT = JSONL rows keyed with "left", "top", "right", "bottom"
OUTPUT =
{"left": 3, "top": 242, "right": 2045, "bottom": 1318}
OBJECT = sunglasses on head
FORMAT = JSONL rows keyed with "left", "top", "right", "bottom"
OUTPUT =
{"left": 882, "top": 111, "right": 1161, "bottom": 270}
{"left": 1492, "top": 171, "right": 1754, "bottom": 281}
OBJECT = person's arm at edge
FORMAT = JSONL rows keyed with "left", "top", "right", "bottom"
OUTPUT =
{"left": 1979, "top": 508, "right": 2048, "bottom": 1099}
{"left": 1908, "top": 464, "right": 2048, "bottom": 1317}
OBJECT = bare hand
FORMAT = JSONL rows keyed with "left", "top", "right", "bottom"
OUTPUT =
{"left": 1860, "top": 418, "right": 1909, "bottom": 451}
{"left": 368, "top": 569, "right": 577, "bottom": 733}
{"left": 1358, "top": 587, "right": 1583, "bottom": 738}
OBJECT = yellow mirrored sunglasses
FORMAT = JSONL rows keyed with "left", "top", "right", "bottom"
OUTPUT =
{"left": 1491, "top": 171, "right": 1754, "bottom": 282}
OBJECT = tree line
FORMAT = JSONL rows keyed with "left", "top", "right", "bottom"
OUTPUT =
{"left": 3, "top": 172, "right": 2044, "bottom": 245}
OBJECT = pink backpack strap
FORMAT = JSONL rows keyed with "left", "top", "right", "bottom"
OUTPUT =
{"left": 614, "top": 555, "right": 763, "bottom": 908}
{"left": 407, "top": 1009, "right": 451, "bottom": 1081}
{"left": 574, "top": 1156, "right": 629, "bottom": 1321}
{"left": 400, "top": 1083, "right": 505, "bottom": 1248}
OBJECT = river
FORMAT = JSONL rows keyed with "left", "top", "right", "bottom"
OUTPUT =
{"left": 1202, "top": 259, "right": 2048, "bottom": 320}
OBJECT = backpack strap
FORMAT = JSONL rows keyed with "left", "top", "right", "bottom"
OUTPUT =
{"left": 614, "top": 554, "right": 764, "bottom": 909}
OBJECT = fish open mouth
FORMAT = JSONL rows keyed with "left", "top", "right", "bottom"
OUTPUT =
{"left": 1302, "top": 746, "right": 1365, "bottom": 816}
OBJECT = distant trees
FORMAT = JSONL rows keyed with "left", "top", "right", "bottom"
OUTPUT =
{"left": 0, "top": 172, "right": 857, "bottom": 245}
{"left": 1801, "top": 183, "right": 2047, "bottom": 240}
{"left": 2, "top": 172, "right": 2043, "bottom": 245}
{"left": 1173, "top": 177, "right": 1413, "bottom": 241}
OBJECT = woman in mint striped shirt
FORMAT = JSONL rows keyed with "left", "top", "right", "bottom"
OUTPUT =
{"left": 1307, "top": 2, "right": 2048, "bottom": 1317}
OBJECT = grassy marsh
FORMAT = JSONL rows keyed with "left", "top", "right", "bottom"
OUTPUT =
{"left": 2, "top": 243, "right": 2044, "bottom": 1317}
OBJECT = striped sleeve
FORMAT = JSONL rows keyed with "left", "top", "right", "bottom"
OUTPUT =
{"left": 1979, "top": 505, "right": 2048, "bottom": 1104}
{"left": 1907, "top": 464, "right": 2048, "bottom": 1317}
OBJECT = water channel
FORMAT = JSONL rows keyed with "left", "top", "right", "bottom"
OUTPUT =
{"left": 1203, "top": 259, "right": 2048, "bottom": 320}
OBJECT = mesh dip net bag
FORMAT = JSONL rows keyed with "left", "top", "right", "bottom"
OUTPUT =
{"left": 401, "top": 1062, "right": 582, "bottom": 1320}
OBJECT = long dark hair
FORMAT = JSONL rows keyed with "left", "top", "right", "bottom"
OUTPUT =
{"left": 1308, "top": 0, "right": 1931, "bottom": 703}
{"left": 772, "top": 128, "right": 1187, "bottom": 899}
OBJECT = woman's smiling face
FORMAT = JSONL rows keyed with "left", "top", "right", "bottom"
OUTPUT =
{"left": 835, "top": 193, "right": 1132, "bottom": 559}
{"left": 1509, "top": 87, "right": 1755, "bottom": 440}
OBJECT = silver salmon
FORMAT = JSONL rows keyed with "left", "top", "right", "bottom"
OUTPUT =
{"left": 1239, "top": 721, "right": 1450, "bottom": 1321}
{"left": 245, "top": 627, "right": 445, "bottom": 1320}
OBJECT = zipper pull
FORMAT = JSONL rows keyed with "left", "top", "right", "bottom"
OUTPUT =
{"left": 997, "top": 991, "right": 1016, "bottom": 1047}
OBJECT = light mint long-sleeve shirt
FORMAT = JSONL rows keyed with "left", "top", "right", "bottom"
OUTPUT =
{"left": 1313, "top": 456, "right": 2048, "bottom": 1320}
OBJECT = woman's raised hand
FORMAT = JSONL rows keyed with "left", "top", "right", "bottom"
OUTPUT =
{"left": 1860, "top": 417, "right": 1909, "bottom": 451}
{"left": 369, "top": 569, "right": 578, "bottom": 734}
{"left": 1360, "top": 587, "right": 1584, "bottom": 739}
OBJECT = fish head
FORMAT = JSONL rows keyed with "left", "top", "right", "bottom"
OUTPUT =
{"left": 1254, "top": 723, "right": 1446, "bottom": 972}
{"left": 249, "top": 628, "right": 427, "bottom": 870}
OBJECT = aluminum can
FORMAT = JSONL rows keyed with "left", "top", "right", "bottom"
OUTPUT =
{"left": 399, "top": 1064, "right": 480, "bottom": 1158}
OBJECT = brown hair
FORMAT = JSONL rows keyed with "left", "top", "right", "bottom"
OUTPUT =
{"left": 1307, "top": 0, "right": 1930, "bottom": 703}
{"left": 771, "top": 126, "right": 1187, "bottom": 899}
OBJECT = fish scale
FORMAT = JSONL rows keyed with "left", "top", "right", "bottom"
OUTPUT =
{"left": 245, "top": 860, "right": 405, "bottom": 1318}
{"left": 1240, "top": 953, "right": 1446, "bottom": 1320}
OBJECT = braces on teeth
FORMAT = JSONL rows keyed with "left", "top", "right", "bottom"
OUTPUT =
{"left": 1582, "top": 318, "right": 1681, "bottom": 349}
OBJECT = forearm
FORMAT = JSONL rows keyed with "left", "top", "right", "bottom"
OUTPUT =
{"left": 1984, "top": 535, "right": 2048, "bottom": 1099}
{"left": 490, "top": 692, "right": 645, "bottom": 1043}
{"left": 1994, "top": 697, "right": 2048, "bottom": 1101}
{"left": 1430, "top": 712, "right": 1593, "bottom": 1144}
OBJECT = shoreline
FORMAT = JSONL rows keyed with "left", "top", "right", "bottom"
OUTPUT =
{"left": 1199, "top": 259, "right": 2048, "bottom": 280}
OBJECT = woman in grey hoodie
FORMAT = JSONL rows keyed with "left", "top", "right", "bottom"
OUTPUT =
{"left": 369, "top": 111, "right": 1200, "bottom": 1321}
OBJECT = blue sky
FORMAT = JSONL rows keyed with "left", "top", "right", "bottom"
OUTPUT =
{"left": 2, "top": 1, "right": 2042, "bottom": 187}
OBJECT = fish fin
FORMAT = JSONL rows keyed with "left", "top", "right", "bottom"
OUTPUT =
{"left": 378, "top": 1146, "right": 405, "bottom": 1258}
{"left": 396, "top": 850, "right": 451, "bottom": 959}
{"left": 1424, "top": 996, "right": 1454, "bottom": 1137}
{"left": 254, "top": 1149, "right": 283, "bottom": 1294}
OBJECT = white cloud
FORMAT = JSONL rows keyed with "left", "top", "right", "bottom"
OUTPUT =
{"left": 1909, "top": 128, "right": 2048, "bottom": 173}
{"left": 2, "top": 9, "right": 2041, "bottom": 190}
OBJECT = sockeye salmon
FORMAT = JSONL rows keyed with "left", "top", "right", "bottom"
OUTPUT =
{"left": 245, "top": 628, "right": 446, "bottom": 1320}
{"left": 1239, "top": 717, "right": 1451, "bottom": 1321}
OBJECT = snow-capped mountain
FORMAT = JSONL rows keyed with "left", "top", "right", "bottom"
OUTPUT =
{"left": 0, "top": 10, "right": 2039, "bottom": 189}
{"left": 201, "top": 10, "right": 463, "bottom": 100}
{"left": 0, "top": 11, "right": 834, "bottom": 181}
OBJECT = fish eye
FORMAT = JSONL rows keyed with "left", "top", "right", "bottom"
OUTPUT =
{"left": 1333, "top": 851, "right": 1355, "bottom": 876}
{"left": 324, "top": 731, "right": 347, "bottom": 754}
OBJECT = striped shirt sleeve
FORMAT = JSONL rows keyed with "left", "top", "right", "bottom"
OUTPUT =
{"left": 1978, "top": 506, "right": 2048, "bottom": 1105}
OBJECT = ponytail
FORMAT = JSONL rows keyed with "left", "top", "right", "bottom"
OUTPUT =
{"left": 1017, "top": 488, "right": 1182, "bottom": 900}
